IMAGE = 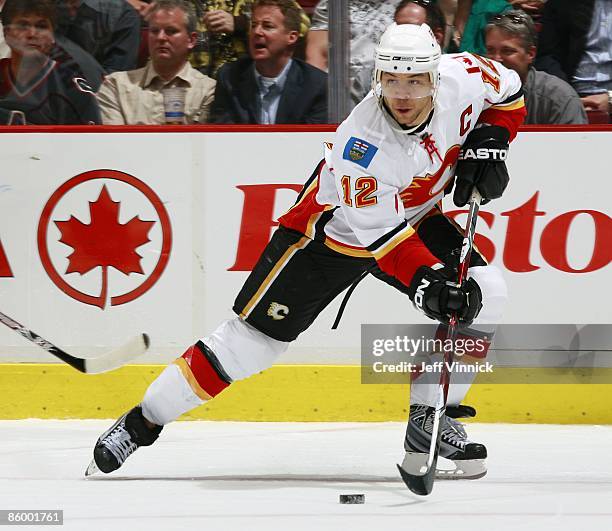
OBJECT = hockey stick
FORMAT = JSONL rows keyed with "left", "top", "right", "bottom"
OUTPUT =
{"left": 397, "top": 189, "right": 482, "bottom": 496}
{"left": 0, "top": 310, "right": 149, "bottom": 374}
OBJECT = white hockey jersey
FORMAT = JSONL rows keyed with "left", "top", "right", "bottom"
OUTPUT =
{"left": 279, "top": 53, "right": 525, "bottom": 288}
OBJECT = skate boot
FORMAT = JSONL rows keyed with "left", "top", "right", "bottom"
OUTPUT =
{"left": 402, "top": 404, "right": 487, "bottom": 480}
{"left": 85, "top": 405, "right": 162, "bottom": 476}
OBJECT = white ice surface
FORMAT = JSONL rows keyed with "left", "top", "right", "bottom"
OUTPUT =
{"left": 2, "top": 421, "right": 612, "bottom": 531}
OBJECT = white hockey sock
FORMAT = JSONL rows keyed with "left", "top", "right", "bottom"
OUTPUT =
{"left": 142, "top": 364, "right": 204, "bottom": 426}
{"left": 140, "top": 318, "right": 288, "bottom": 425}
{"left": 203, "top": 318, "right": 289, "bottom": 381}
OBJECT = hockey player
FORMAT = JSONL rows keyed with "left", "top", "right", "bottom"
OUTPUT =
{"left": 87, "top": 23, "right": 525, "bottom": 479}
{"left": 0, "top": 0, "right": 101, "bottom": 125}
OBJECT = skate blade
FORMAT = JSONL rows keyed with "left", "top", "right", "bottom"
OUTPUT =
{"left": 435, "top": 458, "right": 487, "bottom": 480}
{"left": 84, "top": 459, "right": 101, "bottom": 477}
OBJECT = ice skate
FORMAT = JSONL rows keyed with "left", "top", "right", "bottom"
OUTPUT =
{"left": 85, "top": 406, "right": 162, "bottom": 476}
{"left": 401, "top": 404, "right": 487, "bottom": 480}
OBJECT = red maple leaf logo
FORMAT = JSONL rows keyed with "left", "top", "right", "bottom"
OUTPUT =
{"left": 55, "top": 186, "right": 154, "bottom": 309}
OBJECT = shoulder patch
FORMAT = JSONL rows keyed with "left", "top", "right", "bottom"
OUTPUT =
{"left": 73, "top": 77, "right": 94, "bottom": 94}
{"left": 342, "top": 136, "right": 378, "bottom": 168}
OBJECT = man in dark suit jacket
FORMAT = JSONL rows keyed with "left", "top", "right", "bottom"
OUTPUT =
{"left": 211, "top": 0, "right": 327, "bottom": 124}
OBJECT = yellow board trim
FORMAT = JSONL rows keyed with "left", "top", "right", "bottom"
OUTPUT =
{"left": 2, "top": 363, "right": 612, "bottom": 423}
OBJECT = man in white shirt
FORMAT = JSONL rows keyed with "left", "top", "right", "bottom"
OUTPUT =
{"left": 96, "top": 0, "right": 216, "bottom": 124}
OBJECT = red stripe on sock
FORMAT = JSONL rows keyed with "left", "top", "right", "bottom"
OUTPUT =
{"left": 181, "top": 344, "right": 230, "bottom": 397}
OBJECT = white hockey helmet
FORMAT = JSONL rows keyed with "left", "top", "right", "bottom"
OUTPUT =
{"left": 373, "top": 23, "right": 442, "bottom": 132}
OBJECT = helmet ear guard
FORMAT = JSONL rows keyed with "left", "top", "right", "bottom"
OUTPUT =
{"left": 372, "top": 23, "right": 442, "bottom": 133}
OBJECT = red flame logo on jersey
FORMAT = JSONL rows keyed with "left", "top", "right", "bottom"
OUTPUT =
{"left": 400, "top": 145, "right": 461, "bottom": 208}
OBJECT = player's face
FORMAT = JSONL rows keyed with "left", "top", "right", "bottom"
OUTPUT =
{"left": 381, "top": 72, "right": 434, "bottom": 127}
{"left": 148, "top": 9, "right": 196, "bottom": 64}
{"left": 4, "top": 14, "right": 54, "bottom": 58}
{"left": 249, "top": 6, "right": 298, "bottom": 63}
{"left": 485, "top": 28, "right": 535, "bottom": 83}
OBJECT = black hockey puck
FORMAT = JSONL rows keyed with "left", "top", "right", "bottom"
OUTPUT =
{"left": 339, "top": 494, "right": 365, "bottom": 504}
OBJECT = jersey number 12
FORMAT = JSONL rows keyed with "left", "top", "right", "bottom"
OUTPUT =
{"left": 341, "top": 176, "right": 378, "bottom": 208}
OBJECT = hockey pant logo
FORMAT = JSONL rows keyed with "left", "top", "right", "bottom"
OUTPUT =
{"left": 267, "top": 302, "right": 290, "bottom": 320}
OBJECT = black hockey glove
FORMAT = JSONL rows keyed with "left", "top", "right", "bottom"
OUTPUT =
{"left": 453, "top": 125, "right": 510, "bottom": 207}
{"left": 407, "top": 265, "right": 483, "bottom": 327}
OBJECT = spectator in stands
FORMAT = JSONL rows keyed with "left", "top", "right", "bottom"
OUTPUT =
{"left": 453, "top": 0, "right": 511, "bottom": 55}
{"left": 96, "top": 0, "right": 216, "bottom": 124}
{"left": 454, "top": 0, "right": 547, "bottom": 55}
{"left": 305, "top": 0, "right": 396, "bottom": 108}
{"left": 189, "top": 0, "right": 254, "bottom": 78}
{"left": 211, "top": 0, "right": 326, "bottom": 124}
{"left": 0, "top": 0, "right": 101, "bottom": 124}
{"left": 535, "top": 0, "right": 612, "bottom": 116}
{"left": 2, "top": 0, "right": 104, "bottom": 88}
{"left": 0, "top": 0, "right": 9, "bottom": 58}
{"left": 394, "top": 0, "right": 447, "bottom": 46}
{"left": 485, "top": 10, "right": 586, "bottom": 124}
{"left": 55, "top": 0, "right": 141, "bottom": 73}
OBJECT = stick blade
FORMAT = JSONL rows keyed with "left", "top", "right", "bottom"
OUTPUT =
{"left": 83, "top": 333, "right": 150, "bottom": 374}
{"left": 397, "top": 451, "right": 438, "bottom": 496}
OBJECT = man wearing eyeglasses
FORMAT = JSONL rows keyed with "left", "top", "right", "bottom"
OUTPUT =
{"left": 0, "top": 0, "right": 101, "bottom": 124}
{"left": 485, "top": 10, "right": 587, "bottom": 124}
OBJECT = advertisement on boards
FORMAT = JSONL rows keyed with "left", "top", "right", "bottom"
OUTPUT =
{"left": 0, "top": 130, "right": 609, "bottom": 363}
